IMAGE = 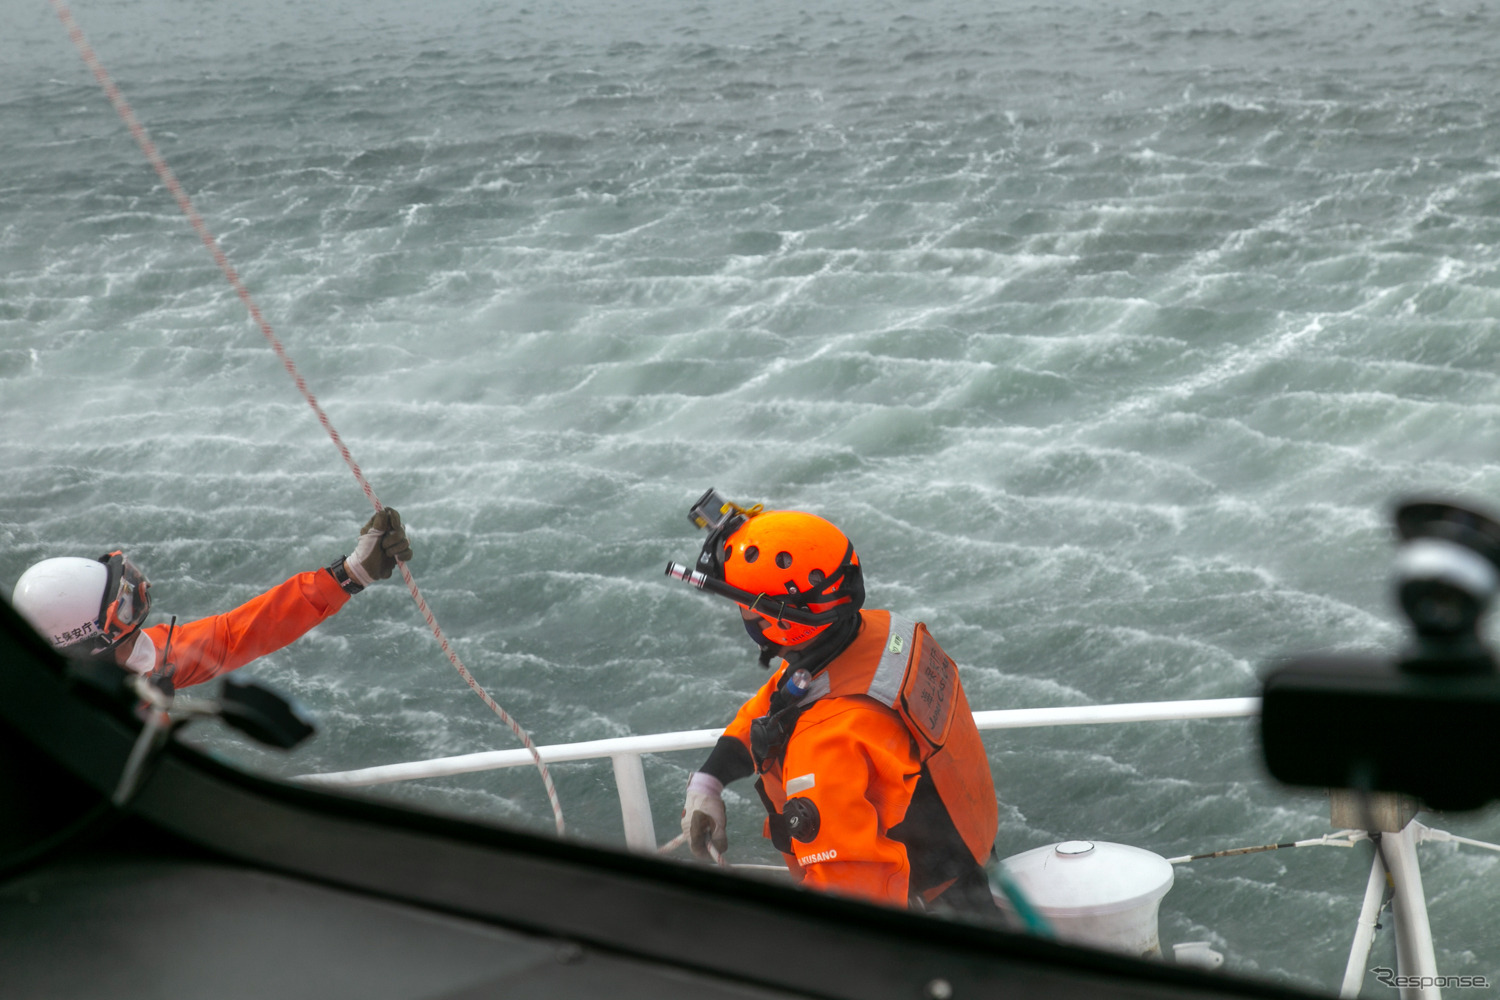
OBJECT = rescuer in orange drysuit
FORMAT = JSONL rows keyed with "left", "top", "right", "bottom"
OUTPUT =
{"left": 668, "top": 491, "right": 999, "bottom": 913}
{"left": 10, "top": 509, "right": 412, "bottom": 690}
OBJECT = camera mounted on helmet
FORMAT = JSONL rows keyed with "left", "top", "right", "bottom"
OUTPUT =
{"left": 688, "top": 488, "right": 763, "bottom": 572}
{"left": 666, "top": 489, "right": 865, "bottom": 648}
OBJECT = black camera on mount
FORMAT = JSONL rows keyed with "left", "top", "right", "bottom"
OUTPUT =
{"left": 1260, "top": 497, "right": 1500, "bottom": 812}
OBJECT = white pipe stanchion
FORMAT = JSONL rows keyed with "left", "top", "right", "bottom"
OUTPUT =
{"left": 611, "top": 753, "right": 656, "bottom": 852}
{"left": 1341, "top": 849, "right": 1388, "bottom": 997}
{"left": 1386, "top": 824, "right": 1441, "bottom": 1000}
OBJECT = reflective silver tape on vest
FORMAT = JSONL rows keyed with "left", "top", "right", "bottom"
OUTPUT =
{"left": 868, "top": 613, "right": 917, "bottom": 708}
{"left": 804, "top": 670, "right": 832, "bottom": 703}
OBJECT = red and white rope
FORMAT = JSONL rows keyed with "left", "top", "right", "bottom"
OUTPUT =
{"left": 51, "top": 0, "right": 565, "bottom": 835}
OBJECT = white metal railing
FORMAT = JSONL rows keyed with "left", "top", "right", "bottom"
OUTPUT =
{"left": 294, "top": 696, "right": 1489, "bottom": 999}
{"left": 297, "top": 697, "right": 1261, "bottom": 850}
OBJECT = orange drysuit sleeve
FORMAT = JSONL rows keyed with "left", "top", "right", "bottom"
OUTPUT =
{"left": 139, "top": 569, "right": 350, "bottom": 689}
{"left": 779, "top": 701, "right": 920, "bottom": 907}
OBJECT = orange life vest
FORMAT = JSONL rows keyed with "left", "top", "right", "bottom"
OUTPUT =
{"left": 780, "top": 609, "right": 998, "bottom": 866}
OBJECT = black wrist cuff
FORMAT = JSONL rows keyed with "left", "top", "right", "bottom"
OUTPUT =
{"left": 700, "top": 736, "right": 755, "bottom": 785}
{"left": 327, "top": 557, "right": 365, "bottom": 596}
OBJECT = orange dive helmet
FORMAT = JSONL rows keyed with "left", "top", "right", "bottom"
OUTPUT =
{"left": 667, "top": 489, "right": 865, "bottom": 646}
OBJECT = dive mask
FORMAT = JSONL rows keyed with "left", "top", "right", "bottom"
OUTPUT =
{"left": 95, "top": 550, "right": 151, "bottom": 653}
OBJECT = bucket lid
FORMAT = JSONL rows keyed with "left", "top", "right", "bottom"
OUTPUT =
{"left": 1002, "top": 840, "right": 1174, "bottom": 917}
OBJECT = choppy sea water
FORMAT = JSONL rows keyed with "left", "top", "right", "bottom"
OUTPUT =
{"left": 4, "top": 0, "right": 1500, "bottom": 990}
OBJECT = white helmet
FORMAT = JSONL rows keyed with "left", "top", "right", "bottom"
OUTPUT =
{"left": 12, "top": 552, "right": 151, "bottom": 652}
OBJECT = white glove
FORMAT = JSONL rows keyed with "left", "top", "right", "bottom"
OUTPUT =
{"left": 345, "top": 508, "right": 412, "bottom": 587}
{"left": 681, "top": 771, "right": 727, "bottom": 861}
